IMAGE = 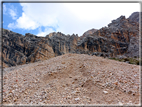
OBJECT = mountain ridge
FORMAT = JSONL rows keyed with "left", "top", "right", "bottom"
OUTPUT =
{"left": 2, "top": 12, "right": 140, "bottom": 67}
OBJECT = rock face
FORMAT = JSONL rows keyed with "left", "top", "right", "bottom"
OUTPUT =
{"left": 2, "top": 12, "right": 140, "bottom": 67}
{"left": 77, "top": 15, "right": 139, "bottom": 58}
{"left": 128, "top": 12, "right": 141, "bottom": 58}
{"left": 80, "top": 28, "right": 98, "bottom": 40}
{"left": 46, "top": 32, "right": 79, "bottom": 56}
{"left": 128, "top": 12, "right": 140, "bottom": 23}
{"left": 2, "top": 29, "right": 80, "bottom": 67}
{"left": 2, "top": 29, "right": 55, "bottom": 67}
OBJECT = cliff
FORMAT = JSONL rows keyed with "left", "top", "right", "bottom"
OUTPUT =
{"left": 77, "top": 15, "right": 139, "bottom": 58}
{"left": 2, "top": 12, "right": 140, "bottom": 67}
{"left": 2, "top": 29, "right": 55, "bottom": 67}
{"left": 128, "top": 12, "right": 141, "bottom": 23}
{"left": 80, "top": 28, "right": 98, "bottom": 40}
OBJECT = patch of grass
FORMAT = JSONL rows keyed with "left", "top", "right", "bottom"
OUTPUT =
{"left": 109, "top": 57, "right": 141, "bottom": 66}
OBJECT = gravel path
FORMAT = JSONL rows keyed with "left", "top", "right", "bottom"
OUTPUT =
{"left": 2, "top": 54, "right": 140, "bottom": 106}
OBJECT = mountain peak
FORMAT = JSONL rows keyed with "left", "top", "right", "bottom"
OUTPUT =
{"left": 128, "top": 12, "right": 141, "bottom": 23}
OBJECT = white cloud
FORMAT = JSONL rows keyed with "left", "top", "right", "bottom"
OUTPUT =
{"left": 8, "top": 3, "right": 60, "bottom": 32}
{"left": 20, "top": 3, "right": 59, "bottom": 27}
{"left": 37, "top": 27, "right": 55, "bottom": 37}
{"left": 63, "top": 3, "right": 140, "bottom": 22}
{"left": 8, "top": 12, "right": 39, "bottom": 29}
{"left": 8, "top": 3, "right": 140, "bottom": 36}
{"left": 16, "top": 13, "right": 39, "bottom": 29}
{"left": 9, "top": 8, "right": 17, "bottom": 20}
{"left": 3, "top": 3, "right": 18, "bottom": 20}
{"left": 8, "top": 22, "right": 15, "bottom": 28}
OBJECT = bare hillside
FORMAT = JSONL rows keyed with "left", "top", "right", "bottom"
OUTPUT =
{"left": 2, "top": 54, "right": 140, "bottom": 105}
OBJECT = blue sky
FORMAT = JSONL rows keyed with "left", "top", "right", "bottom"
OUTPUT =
{"left": 3, "top": 2, "right": 41, "bottom": 35}
{"left": 2, "top": 1, "right": 140, "bottom": 37}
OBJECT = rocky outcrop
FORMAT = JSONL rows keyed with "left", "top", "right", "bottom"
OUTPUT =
{"left": 128, "top": 12, "right": 141, "bottom": 58}
{"left": 77, "top": 15, "right": 139, "bottom": 58}
{"left": 2, "top": 29, "right": 80, "bottom": 67}
{"left": 80, "top": 28, "right": 97, "bottom": 40}
{"left": 2, "top": 12, "right": 140, "bottom": 67}
{"left": 2, "top": 29, "right": 55, "bottom": 67}
{"left": 46, "top": 32, "right": 79, "bottom": 56}
{"left": 128, "top": 12, "right": 140, "bottom": 23}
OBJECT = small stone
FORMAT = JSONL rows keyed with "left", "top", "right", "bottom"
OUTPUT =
{"left": 67, "top": 95, "right": 71, "bottom": 99}
{"left": 96, "top": 80, "right": 100, "bottom": 82}
{"left": 4, "top": 76, "right": 7, "bottom": 79}
{"left": 14, "top": 99, "right": 17, "bottom": 102}
{"left": 103, "top": 90, "right": 108, "bottom": 94}
{"left": 114, "top": 81, "right": 118, "bottom": 85}
{"left": 72, "top": 91, "right": 76, "bottom": 94}
{"left": 76, "top": 91, "right": 80, "bottom": 93}
{"left": 127, "top": 101, "right": 132, "bottom": 105}
{"left": 75, "top": 97, "right": 80, "bottom": 101}
{"left": 128, "top": 90, "right": 132, "bottom": 94}
{"left": 118, "top": 101, "right": 123, "bottom": 105}
{"left": 124, "top": 80, "right": 127, "bottom": 83}
{"left": 61, "top": 62, "right": 65, "bottom": 64}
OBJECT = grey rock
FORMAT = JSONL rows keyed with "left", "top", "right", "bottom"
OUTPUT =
{"left": 2, "top": 12, "right": 140, "bottom": 67}
{"left": 128, "top": 12, "right": 141, "bottom": 23}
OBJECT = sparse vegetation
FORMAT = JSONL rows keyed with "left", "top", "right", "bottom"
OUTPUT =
{"left": 109, "top": 57, "right": 141, "bottom": 66}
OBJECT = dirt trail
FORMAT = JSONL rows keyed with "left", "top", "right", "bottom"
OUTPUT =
{"left": 2, "top": 54, "right": 140, "bottom": 105}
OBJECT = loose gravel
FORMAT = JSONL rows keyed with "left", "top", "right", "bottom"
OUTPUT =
{"left": 1, "top": 54, "right": 140, "bottom": 106}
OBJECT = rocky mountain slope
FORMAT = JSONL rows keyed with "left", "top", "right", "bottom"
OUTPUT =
{"left": 2, "top": 29, "right": 55, "bottom": 67}
{"left": 81, "top": 15, "right": 139, "bottom": 58}
{"left": 80, "top": 28, "right": 98, "bottom": 40}
{"left": 2, "top": 54, "right": 140, "bottom": 105}
{"left": 128, "top": 12, "right": 140, "bottom": 23}
{"left": 2, "top": 12, "right": 140, "bottom": 67}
